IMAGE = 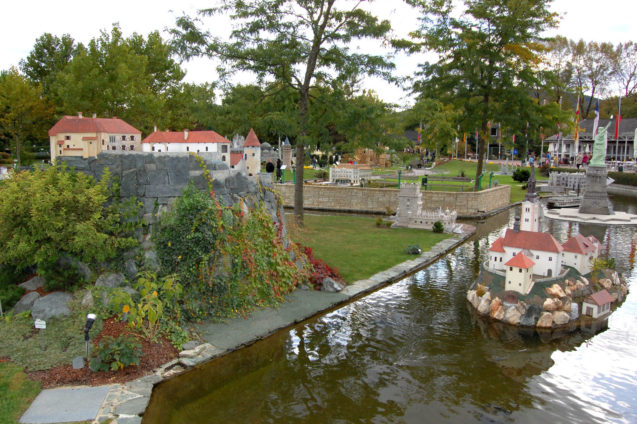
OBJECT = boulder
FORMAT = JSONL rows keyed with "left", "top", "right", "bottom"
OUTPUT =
{"left": 490, "top": 304, "right": 505, "bottom": 321}
{"left": 610, "top": 292, "right": 619, "bottom": 302}
{"left": 80, "top": 290, "right": 94, "bottom": 308}
{"left": 546, "top": 284, "right": 566, "bottom": 298}
{"left": 536, "top": 312, "right": 553, "bottom": 328}
{"left": 612, "top": 272, "right": 620, "bottom": 286}
{"left": 144, "top": 250, "right": 160, "bottom": 272}
{"left": 19, "top": 276, "right": 45, "bottom": 292}
{"left": 520, "top": 304, "right": 542, "bottom": 327}
{"left": 13, "top": 292, "right": 41, "bottom": 314}
{"left": 503, "top": 306, "right": 522, "bottom": 325}
{"left": 124, "top": 259, "right": 138, "bottom": 279}
{"left": 543, "top": 298, "right": 560, "bottom": 312}
{"left": 599, "top": 278, "right": 612, "bottom": 290}
{"left": 31, "top": 292, "right": 72, "bottom": 320}
{"left": 95, "top": 272, "right": 125, "bottom": 288}
{"left": 565, "top": 287, "right": 572, "bottom": 296}
{"left": 552, "top": 311, "right": 570, "bottom": 326}
{"left": 466, "top": 290, "right": 480, "bottom": 309}
{"left": 477, "top": 296, "right": 491, "bottom": 316}
{"left": 489, "top": 297, "right": 502, "bottom": 316}
{"left": 58, "top": 256, "right": 92, "bottom": 281}
{"left": 569, "top": 303, "right": 580, "bottom": 321}
{"left": 575, "top": 281, "right": 585, "bottom": 291}
{"left": 580, "top": 276, "right": 589, "bottom": 285}
{"left": 321, "top": 277, "right": 344, "bottom": 292}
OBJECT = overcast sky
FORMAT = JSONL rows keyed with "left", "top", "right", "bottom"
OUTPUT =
{"left": 2, "top": 0, "right": 636, "bottom": 105}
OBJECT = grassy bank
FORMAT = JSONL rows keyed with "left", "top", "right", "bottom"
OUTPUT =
{"left": 288, "top": 214, "right": 450, "bottom": 283}
{"left": 0, "top": 362, "right": 41, "bottom": 424}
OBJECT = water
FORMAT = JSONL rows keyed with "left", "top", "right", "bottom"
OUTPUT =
{"left": 145, "top": 197, "right": 637, "bottom": 424}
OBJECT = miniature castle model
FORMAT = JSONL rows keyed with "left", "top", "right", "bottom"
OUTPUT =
{"left": 487, "top": 163, "right": 601, "bottom": 295}
{"left": 49, "top": 113, "right": 142, "bottom": 161}
{"left": 392, "top": 183, "right": 457, "bottom": 231}
{"left": 282, "top": 137, "right": 293, "bottom": 169}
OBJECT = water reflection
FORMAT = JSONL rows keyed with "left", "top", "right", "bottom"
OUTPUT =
{"left": 144, "top": 198, "right": 637, "bottom": 424}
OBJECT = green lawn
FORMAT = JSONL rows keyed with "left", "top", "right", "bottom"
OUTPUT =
{"left": 0, "top": 362, "right": 41, "bottom": 424}
{"left": 288, "top": 214, "right": 450, "bottom": 283}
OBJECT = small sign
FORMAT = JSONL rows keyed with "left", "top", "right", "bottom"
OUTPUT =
{"left": 34, "top": 319, "right": 46, "bottom": 329}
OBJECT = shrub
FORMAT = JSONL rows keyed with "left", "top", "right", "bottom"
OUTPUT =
{"left": 154, "top": 178, "right": 309, "bottom": 320}
{"left": 303, "top": 246, "right": 343, "bottom": 290}
{"left": 432, "top": 221, "right": 444, "bottom": 233}
{"left": 375, "top": 217, "right": 383, "bottom": 227}
{"left": 315, "top": 169, "right": 329, "bottom": 180}
{"left": 405, "top": 245, "right": 421, "bottom": 255}
{"left": 90, "top": 335, "right": 142, "bottom": 372}
{"left": 0, "top": 164, "right": 140, "bottom": 276}
{"left": 512, "top": 168, "right": 530, "bottom": 182}
{"left": 0, "top": 265, "right": 27, "bottom": 309}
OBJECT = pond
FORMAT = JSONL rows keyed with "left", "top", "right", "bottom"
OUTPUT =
{"left": 144, "top": 196, "right": 637, "bottom": 423}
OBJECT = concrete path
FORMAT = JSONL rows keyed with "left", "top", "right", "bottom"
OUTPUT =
{"left": 20, "top": 386, "right": 111, "bottom": 424}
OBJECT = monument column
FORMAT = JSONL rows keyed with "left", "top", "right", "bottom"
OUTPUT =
{"left": 579, "top": 122, "right": 613, "bottom": 215}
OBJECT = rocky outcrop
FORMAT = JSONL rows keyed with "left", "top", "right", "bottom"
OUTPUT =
{"left": 95, "top": 272, "right": 126, "bottom": 288}
{"left": 545, "top": 284, "right": 566, "bottom": 298}
{"left": 321, "top": 277, "right": 344, "bottom": 292}
{"left": 19, "top": 276, "right": 45, "bottom": 292}
{"left": 520, "top": 304, "right": 542, "bottom": 327}
{"left": 477, "top": 292, "right": 491, "bottom": 316}
{"left": 13, "top": 292, "right": 41, "bottom": 314}
{"left": 552, "top": 311, "right": 570, "bottom": 326}
{"left": 502, "top": 306, "right": 521, "bottom": 325}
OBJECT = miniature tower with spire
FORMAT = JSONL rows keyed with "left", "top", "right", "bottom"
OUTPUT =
{"left": 520, "top": 162, "right": 542, "bottom": 232}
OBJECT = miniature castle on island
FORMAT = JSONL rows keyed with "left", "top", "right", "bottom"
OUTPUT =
{"left": 467, "top": 164, "right": 629, "bottom": 328}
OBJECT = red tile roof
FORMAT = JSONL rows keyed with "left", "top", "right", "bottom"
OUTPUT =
{"left": 505, "top": 252, "right": 535, "bottom": 269}
{"left": 49, "top": 116, "right": 140, "bottom": 136}
{"left": 562, "top": 234, "right": 598, "bottom": 255}
{"left": 489, "top": 238, "right": 505, "bottom": 253}
{"left": 586, "top": 289, "right": 614, "bottom": 306}
{"left": 503, "top": 229, "right": 563, "bottom": 253}
{"left": 244, "top": 128, "right": 261, "bottom": 147}
{"left": 142, "top": 130, "right": 230, "bottom": 144}
{"left": 230, "top": 152, "right": 243, "bottom": 166}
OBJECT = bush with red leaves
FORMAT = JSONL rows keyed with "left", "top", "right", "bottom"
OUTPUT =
{"left": 302, "top": 246, "right": 344, "bottom": 290}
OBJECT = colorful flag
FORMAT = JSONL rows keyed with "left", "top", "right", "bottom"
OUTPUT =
{"left": 615, "top": 97, "right": 622, "bottom": 141}
{"left": 593, "top": 99, "right": 600, "bottom": 136}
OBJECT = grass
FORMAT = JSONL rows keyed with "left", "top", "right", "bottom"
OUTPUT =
{"left": 0, "top": 294, "right": 103, "bottom": 371}
{"left": 288, "top": 214, "right": 450, "bottom": 283}
{"left": 0, "top": 361, "right": 41, "bottom": 424}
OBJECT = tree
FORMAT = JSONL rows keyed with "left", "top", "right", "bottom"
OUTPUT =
{"left": 410, "top": 98, "right": 459, "bottom": 159}
{"left": 0, "top": 68, "right": 54, "bottom": 166}
{"left": 20, "top": 33, "right": 77, "bottom": 99}
{"left": 171, "top": 0, "right": 394, "bottom": 226}
{"left": 402, "top": 0, "right": 557, "bottom": 188}
{"left": 613, "top": 41, "right": 637, "bottom": 97}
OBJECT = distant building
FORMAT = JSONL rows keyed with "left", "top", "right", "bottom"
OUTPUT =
{"left": 561, "top": 234, "right": 601, "bottom": 275}
{"left": 243, "top": 128, "right": 261, "bottom": 176}
{"left": 504, "top": 251, "right": 535, "bottom": 294}
{"left": 49, "top": 113, "right": 141, "bottom": 161}
{"left": 141, "top": 130, "right": 231, "bottom": 167}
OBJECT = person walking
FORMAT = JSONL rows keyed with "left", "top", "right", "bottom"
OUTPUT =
{"left": 582, "top": 153, "right": 589, "bottom": 167}
{"left": 575, "top": 153, "right": 583, "bottom": 169}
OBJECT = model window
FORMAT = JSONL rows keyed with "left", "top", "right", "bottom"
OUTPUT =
{"left": 519, "top": 268, "right": 522, "bottom": 273}
{"left": 252, "top": 153, "right": 255, "bottom": 157}
{"left": 131, "top": 135, "right": 135, "bottom": 141}
{"left": 109, "top": 136, "right": 116, "bottom": 143}
{"left": 536, "top": 255, "right": 539, "bottom": 259}
{"left": 102, "top": 140, "right": 105, "bottom": 145}
{"left": 122, "top": 145, "right": 126, "bottom": 150}
{"left": 222, "top": 155, "right": 226, "bottom": 162}
{"left": 205, "top": 146, "right": 209, "bottom": 152}
{"left": 65, "top": 135, "right": 70, "bottom": 140}
{"left": 152, "top": 146, "right": 155, "bottom": 151}
{"left": 509, "top": 267, "right": 513, "bottom": 271}
{"left": 112, "top": 146, "right": 116, "bottom": 150}
{"left": 130, "top": 145, "right": 134, "bottom": 150}
{"left": 549, "top": 257, "right": 552, "bottom": 261}
{"left": 187, "top": 147, "right": 190, "bottom": 152}
{"left": 222, "top": 145, "right": 228, "bottom": 153}
{"left": 66, "top": 145, "right": 69, "bottom": 148}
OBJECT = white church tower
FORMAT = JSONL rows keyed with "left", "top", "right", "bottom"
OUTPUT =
{"left": 520, "top": 162, "right": 542, "bottom": 232}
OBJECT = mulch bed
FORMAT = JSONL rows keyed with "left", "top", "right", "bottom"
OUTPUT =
{"left": 27, "top": 318, "right": 178, "bottom": 389}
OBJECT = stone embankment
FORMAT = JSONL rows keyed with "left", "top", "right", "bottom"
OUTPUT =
{"left": 466, "top": 270, "right": 629, "bottom": 328}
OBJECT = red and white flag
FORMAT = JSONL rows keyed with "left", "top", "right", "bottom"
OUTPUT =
{"left": 614, "top": 97, "right": 622, "bottom": 141}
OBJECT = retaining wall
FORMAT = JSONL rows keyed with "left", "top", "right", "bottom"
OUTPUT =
{"left": 273, "top": 183, "right": 511, "bottom": 217}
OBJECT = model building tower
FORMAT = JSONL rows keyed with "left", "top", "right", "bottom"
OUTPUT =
{"left": 282, "top": 136, "right": 292, "bottom": 169}
{"left": 520, "top": 162, "right": 542, "bottom": 232}
{"left": 244, "top": 128, "right": 261, "bottom": 176}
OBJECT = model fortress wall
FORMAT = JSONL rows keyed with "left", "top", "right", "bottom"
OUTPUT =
{"left": 393, "top": 183, "right": 457, "bottom": 231}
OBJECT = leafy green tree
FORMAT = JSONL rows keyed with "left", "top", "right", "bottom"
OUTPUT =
{"left": 20, "top": 33, "right": 77, "bottom": 99}
{"left": 410, "top": 98, "right": 459, "bottom": 159}
{"left": 171, "top": 0, "right": 394, "bottom": 225}
{"left": 401, "top": 0, "right": 557, "bottom": 188}
{"left": 612, "top": 41, "right": 637, "bottom": 97}
{"left": 0, "top": 68, "right": 54, "bottom": 165}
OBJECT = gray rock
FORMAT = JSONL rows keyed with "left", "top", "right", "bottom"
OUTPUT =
{"left": 570, "top": 303, "right": 580, "bottom": 321}
{"left": 31, "top": 292, "right": 73, "bottom": 320}
{"left": 321, "top": 277, "right": 344, "bottom": 292}
{"left": 95, "top": 272, "right": 125, "bottom": 288}
{"left": 124, "top": 259, "right": 138, "bottom": 279}
{"left": 121, "top": 286, "right": 138, "bottom": 296}
{"left": 182, "top": 341, "right": 201, "bottom": 351}
{"left": 113, "top": 396, "right": 149, "bottom": 417}
{"left": 503, "top": 306, "right": 522, "bottom": 325}
{"left": 477, "top": 292, "right": 491, "bottom": 316}
{"left": 13, "top": 291, "right": 41, "bottom": 314}
{"left": 58, "top": 256, "right": 92, "bottom": 281}
{"left": 552, "top": 310, "right": 570, "bottom": 326}
{"left": 80, "top": 290, "right": 94, "bottom": 308}
{"left": 19, "top": 276, "right": 45, "bottom": 291}
{"left": 519, "top": 303, "right": 542, "bottom": 327}
{"left": 72, "top": 356, "right": 85, "bottom": 369}
{"left": 144, "top": 250, "right": 160, "bottom": 271}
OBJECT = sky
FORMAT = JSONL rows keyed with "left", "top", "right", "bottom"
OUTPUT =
{"left": 1, "top": 0, "right": 636, "bottom": 106}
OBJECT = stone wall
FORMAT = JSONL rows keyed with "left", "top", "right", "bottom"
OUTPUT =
{"left": 60, "top": 152, "right": 282, "bottom": 226}
{"left": 273, "top": 183, "right": 510, "bottom": 217}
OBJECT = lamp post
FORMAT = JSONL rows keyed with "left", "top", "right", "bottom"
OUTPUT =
{"left": 84, "top": 313, "right": 96, "bottom": 360}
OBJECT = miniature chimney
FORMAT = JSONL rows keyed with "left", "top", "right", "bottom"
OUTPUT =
{"left": 513, "top": 216, "right": 521, "bottom": 232}
{"left": 78, "top": 112, "right": 83, "bottom": 118}
{"left": 154, "top": 125, "right": 157, "bottom": 133}
{"left": 184, "top": 129, "right": 189, "bottom": 140}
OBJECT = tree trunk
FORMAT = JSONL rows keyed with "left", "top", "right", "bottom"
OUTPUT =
{"left": 294, "top": 87, "right": 310, "bottom": 227}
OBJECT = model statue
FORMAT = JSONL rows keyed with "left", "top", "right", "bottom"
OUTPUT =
{"left": 590, "top": 121, "right": 612, "bottom": 167}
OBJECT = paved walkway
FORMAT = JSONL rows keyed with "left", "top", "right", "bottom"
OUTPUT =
{"left": 20, "top": 225, "right": 476, "bottom": 424}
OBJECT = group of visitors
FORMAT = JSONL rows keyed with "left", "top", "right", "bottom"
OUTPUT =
{"left": 575, "top": 153, "right": 590, "bottom": 169}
